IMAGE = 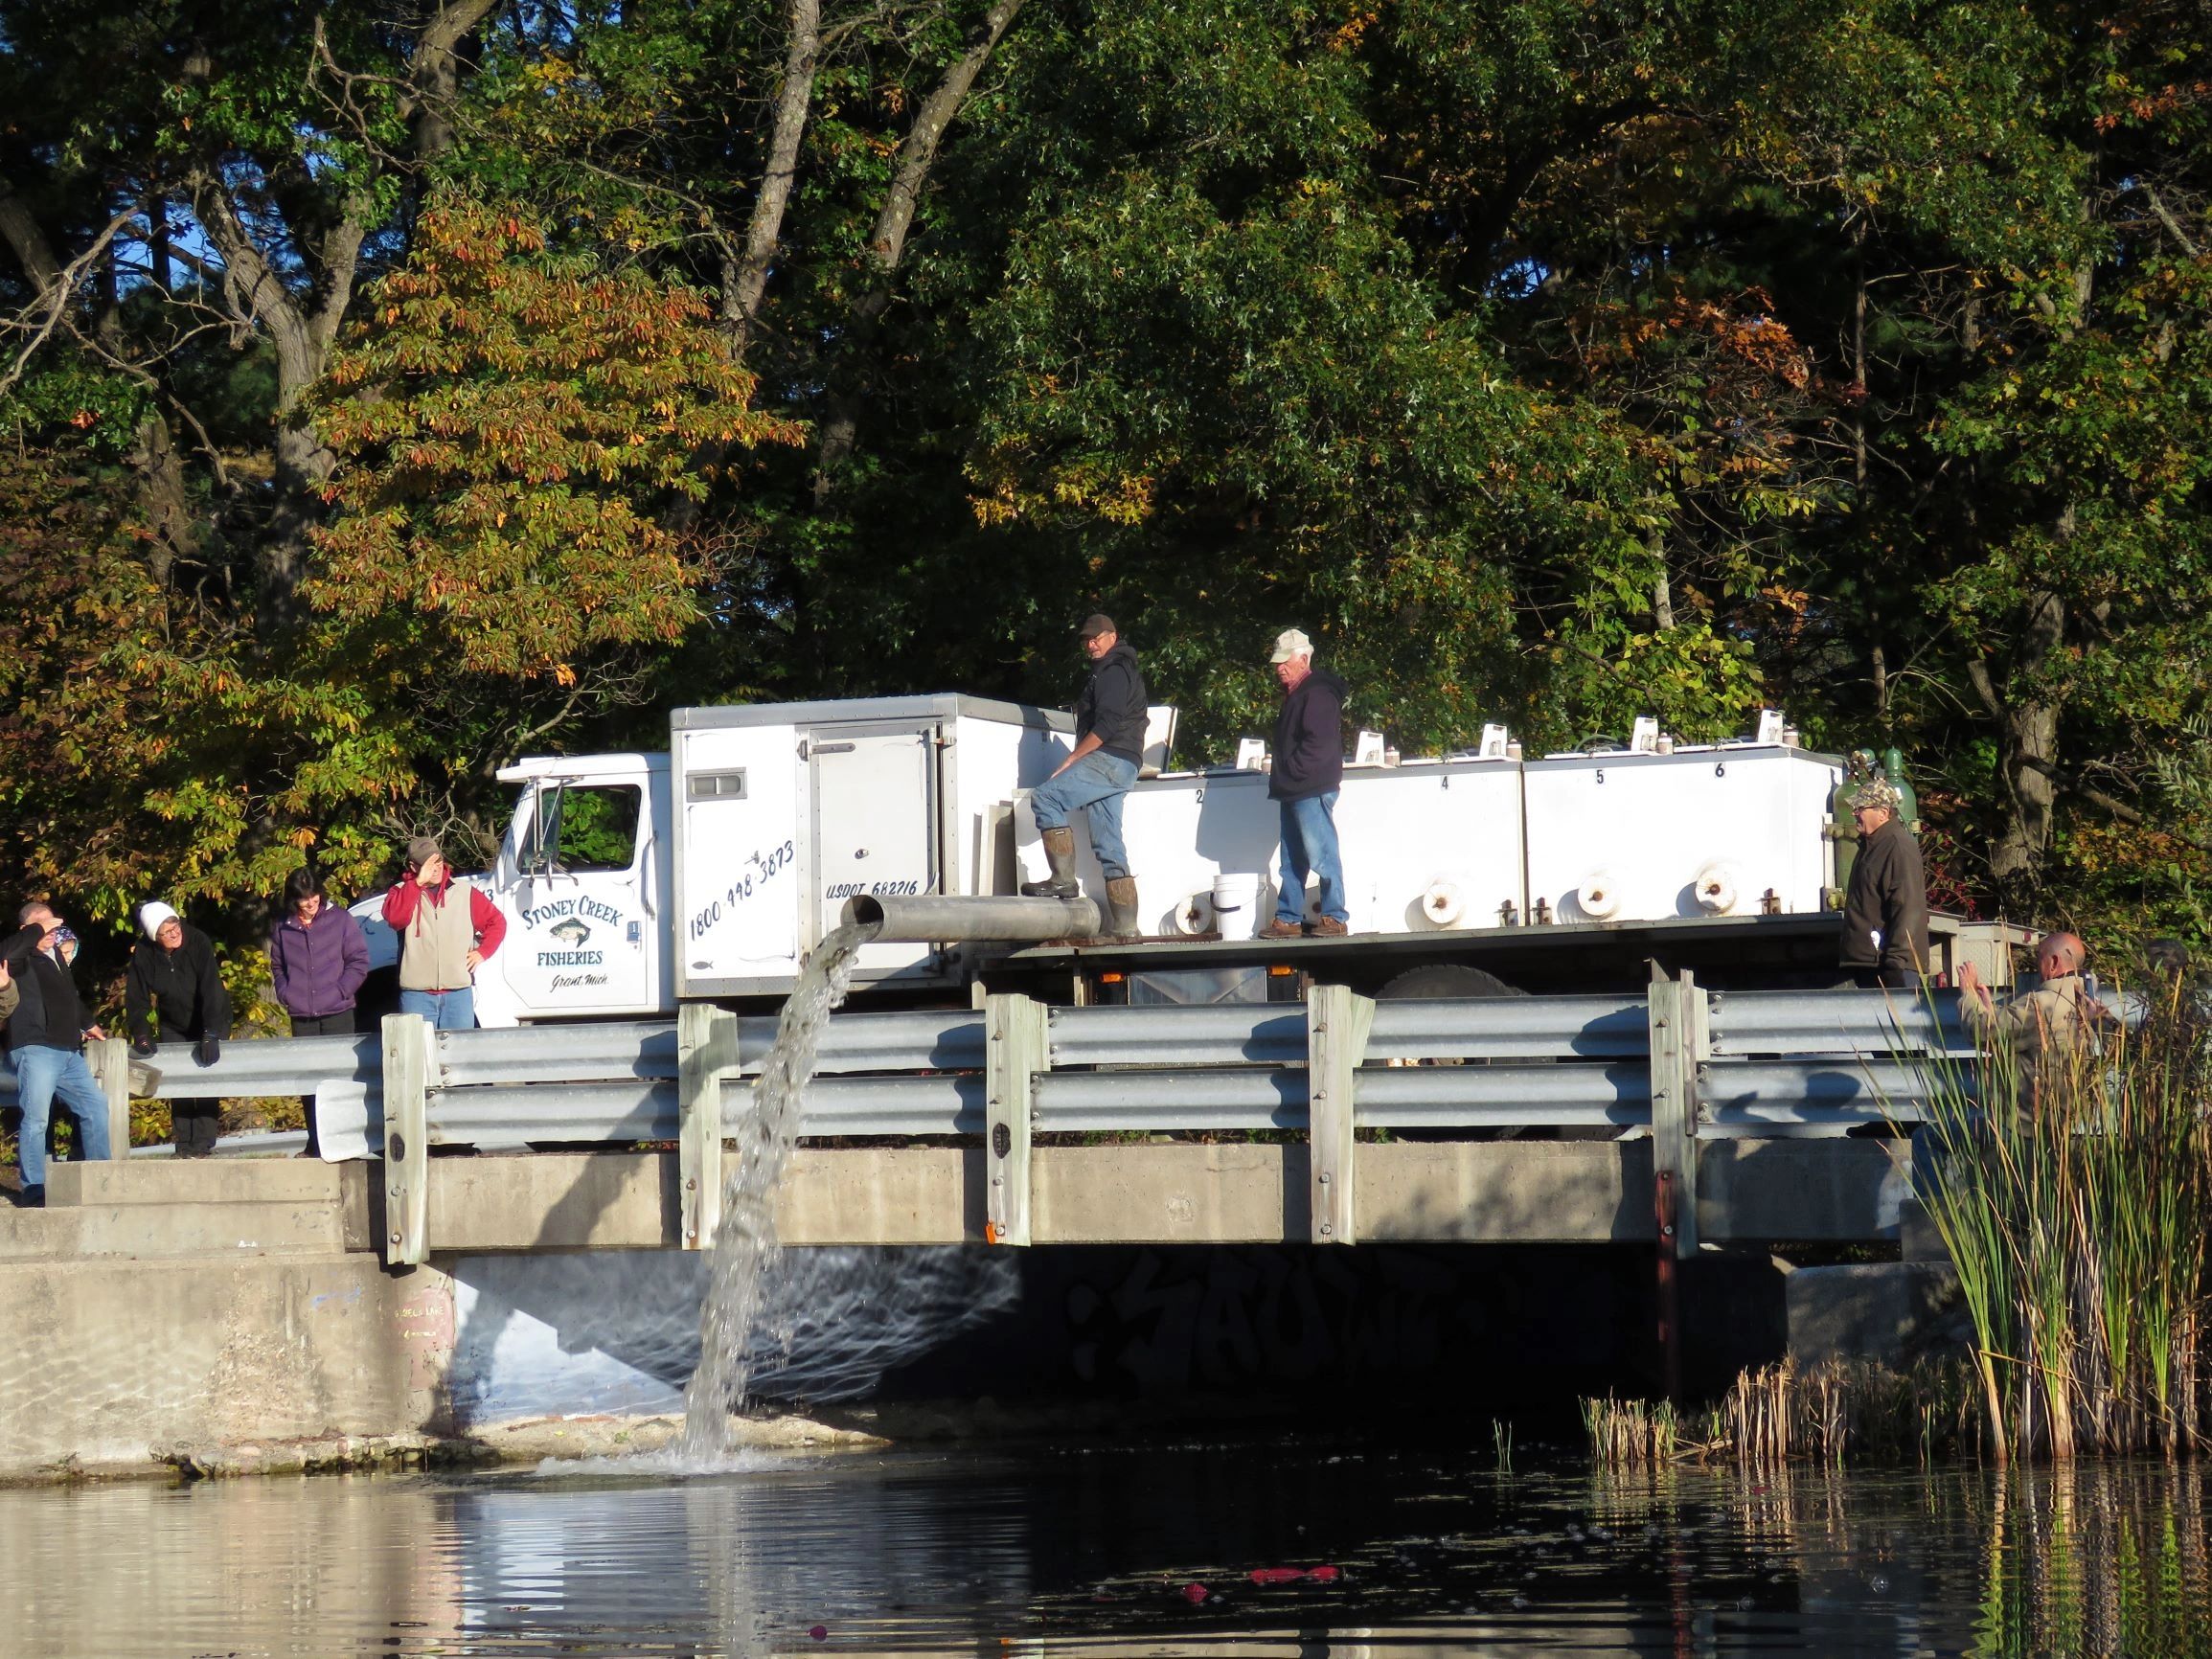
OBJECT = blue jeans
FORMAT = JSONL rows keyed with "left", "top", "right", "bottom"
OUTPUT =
{"left": 1276, "top": 791, "right": 1348, "bottom": 923}
{"left": 1029, "top": 750, "right": 1140, "bottom": 880}
{"left": 400, "top": 987, "right": 476, "bottom": 1030}
{"left": 7, "top": 1045, "right": 113, "bottom": 1187}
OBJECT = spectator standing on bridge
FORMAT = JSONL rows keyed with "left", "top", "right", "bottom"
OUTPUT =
{"left": 1956, "top": 930, "right": 2117, "bottom": 1126}
{"left": 269, "top": 868, "right": 370, "bottom": 1159}
{"left": 383, "top": 838, "right": 506, "bottom": 1031}
{"left": 125, "top": 900, "right": 234, "bottom": 1158}
{"left": 269, "top": 868, "right": 370, "bottom": 1040}
{"left": 1021, "top": 613, "right": 1148, "bottom": 941}
{"left": 1259, "top": 628, "right": 1351, "bottom": 939}
{"left": 1838, "top": 777, "right": 1928, "bottom": 990}
{"left": 1, "top": 901, "right": 113, "bottom": 1206}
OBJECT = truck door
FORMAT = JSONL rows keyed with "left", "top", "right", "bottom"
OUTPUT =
{"left": 806, "top": 722, "right": 939, "bottom": 970}
{"left": 500, "top": 777, "right": 658, "bottom": 1016}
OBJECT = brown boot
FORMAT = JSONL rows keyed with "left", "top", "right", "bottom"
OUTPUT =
{"left": 1309, "top": 916, "right": 1349, "bottom": 937}
{"left": 1257, "top": 918, "right": 1303, "bottom": 940}
{"left": 1020, "top": 826, "right": 1081, "bottom": 898}
{"left": 1103, "top": 876, "right": 1141, "bottom": 940}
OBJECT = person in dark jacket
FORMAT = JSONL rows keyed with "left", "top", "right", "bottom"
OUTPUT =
{"left": 1839, "top": 777, "right": 1929, "bottom": 989}
{"left": 268, "top": 867, "right": 369, "bottom": 1159}
{"left": 1260, "top": 628, "right": 1352, "bottom": 938}
{"left": 125, "top": 899, "right": 234, "bottom": 1157}
{"left": 2, "top": 900, "right": 113, "bottom": 1204}
{"left": 1021, "top": 614, "right": 1150, "bottom": 939}
{"left": 268, "top": 867, "right": 370, "bottom": 1038}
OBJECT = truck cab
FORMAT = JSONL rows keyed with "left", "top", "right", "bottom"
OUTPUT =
{"left": 475, "top": 754, "right": 674, "bottom": 1026}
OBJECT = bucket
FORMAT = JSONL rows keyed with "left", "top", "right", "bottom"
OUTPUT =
{"left": 1210, "top": 873, "right": 1266, "bottom": 941}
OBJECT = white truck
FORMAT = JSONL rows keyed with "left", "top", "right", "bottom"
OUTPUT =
{"left": 352, "top": 693, "right": 2014, "bottom": 1024}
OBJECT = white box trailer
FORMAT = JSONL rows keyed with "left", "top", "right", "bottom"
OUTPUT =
{"left": 447, "top": 693, "right": 1882, "bottom": 1026}
{"left": 671, "top": 695, "right": 1072, "bottom": 997}
{"left": 1522, "top": 741, "right": 1842, "bottom": 924}
{"left": 1033, "top": 753, "right": 1531, "bottom": 938}
{"left": 1016, "top": 738, "right": 1843, "bottom": 941}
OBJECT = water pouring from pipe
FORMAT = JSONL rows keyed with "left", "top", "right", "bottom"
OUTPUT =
{"left": 677, "top": 893, "right": 1103, "bottom": 1460}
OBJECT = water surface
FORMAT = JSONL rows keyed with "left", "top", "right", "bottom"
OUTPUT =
{"left": 5, "top": 1439, "right": 2207, "bottom": 1655}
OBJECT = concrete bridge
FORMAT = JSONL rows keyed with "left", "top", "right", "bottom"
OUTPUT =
{"left": 0, "top": 974, "right": 1951, "bottom": 1480}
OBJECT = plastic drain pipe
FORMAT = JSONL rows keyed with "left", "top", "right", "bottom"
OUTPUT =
{"left": 842, "top": 893, "right": 1102, "bottom": 941}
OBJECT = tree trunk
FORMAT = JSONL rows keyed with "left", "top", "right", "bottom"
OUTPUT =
{"left": 723, "top": 0, "right": 821, "bottom": 352}
{"left": 812, "top": 0, "right": 1027, "bottom": 501}
{"left": 131, "top": 412, "right": 196, "bottom": 585}
{"left": 1649, "top": 528, "right": 1674, "bottom": 629}
{"left": 1973, "top": 588, "right": 2066, "bottom": 890}
{"left": 404, "top": 0, "right": 500, "bottom": 161}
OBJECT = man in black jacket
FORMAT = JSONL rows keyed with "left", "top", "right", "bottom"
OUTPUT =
{"left": 1021, "top": 613, "right": 1149, "bottom": 938}
{"left": 1260, "top": 628, "right": 1352, "bottom": 938}
{"left": 2, "top": 900, "right": 114, "bottom": 1204}
{"left": 1839, "top": 777, "right": 1929, "bottom": 989}
{"left": 125, "top": 899, "right": 234, "bottom": 1157}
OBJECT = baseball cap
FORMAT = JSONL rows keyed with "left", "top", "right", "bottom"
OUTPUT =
{"left": 1269, "top": 627, "right": 1314, "bottom": 664}
{"left": 1078, "top": 613, "right": 1117, "bottom": 640}
{"left": 1853, "top": 778, "right": 1903, "bottom": 813}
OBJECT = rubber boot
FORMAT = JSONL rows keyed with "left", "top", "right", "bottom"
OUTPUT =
{"left": 1020, "top": 826, "right": 1081, "bottom": 898}
{"left": 1103, "top": 876, "right": 1141, "bottom": 941}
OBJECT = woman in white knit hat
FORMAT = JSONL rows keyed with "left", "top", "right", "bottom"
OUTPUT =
{"left": 125, "top": 900, "right": 234, "bottom": 1157}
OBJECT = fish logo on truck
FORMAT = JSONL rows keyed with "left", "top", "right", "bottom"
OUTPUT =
{"left": 529, "top": 902, "right": 616, "bottom": 969}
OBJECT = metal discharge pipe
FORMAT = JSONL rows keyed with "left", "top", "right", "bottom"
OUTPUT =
{"left": 842, "top": 894, "right": 1101, "bottom": 942}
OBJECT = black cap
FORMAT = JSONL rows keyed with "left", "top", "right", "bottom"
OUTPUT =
{"left": 1078, "top": 613, "right": 1117, "bottom": 639}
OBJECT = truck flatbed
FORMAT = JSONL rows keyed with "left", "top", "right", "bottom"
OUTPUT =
{"left": 983, "top": 911, "right": 2014, "bottom": 998}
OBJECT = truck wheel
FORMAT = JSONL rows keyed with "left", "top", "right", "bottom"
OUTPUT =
{"left": 1377, "top": 963, "right": 1523, "bottom": 1000}
{"left": 1374, "top": 962, "right": 1564, "bottom": 1141}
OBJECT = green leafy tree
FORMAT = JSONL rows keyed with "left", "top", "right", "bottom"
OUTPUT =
{"left": 309, "top": 195, "right": 804, "bottom": 836}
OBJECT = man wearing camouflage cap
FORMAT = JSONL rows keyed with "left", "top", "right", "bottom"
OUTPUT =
{"left": 1839, "top": 776, "right": 1928, "bottom": 989}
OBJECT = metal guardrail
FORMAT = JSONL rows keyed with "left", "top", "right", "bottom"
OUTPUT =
{"left": 4, "top": 988, "right": 1971, "bottom": 1143}
{"left": 12, "top": 981, "right": 1995, "bottom": 1262}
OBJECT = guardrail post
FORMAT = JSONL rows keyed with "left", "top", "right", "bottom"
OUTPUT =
{"left": 1307, "top": 983, "right": 1375, "bottom": 1245}
{"left": 985, "top": 993, "right": 1046, "bottom": 1245}
{"left": 86, "top": 1036, "right": 130, "bottom": 1161}
{"left": 678, "top": 1001, "right": 741, "bottom": 1249}
{"left": 1647, "top": 966, "right": 1707, "bottom": 1259}
{"left": 381, "top": 1013, "right": 433, "bottom": 1266}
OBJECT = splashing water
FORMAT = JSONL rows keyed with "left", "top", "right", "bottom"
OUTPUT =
{"left": 678, "top": 920, "right": 878, "bottom": 1459}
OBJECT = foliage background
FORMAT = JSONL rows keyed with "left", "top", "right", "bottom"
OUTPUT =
{"left": 0, "top": 0, "right": 2206, "bottom": 1015}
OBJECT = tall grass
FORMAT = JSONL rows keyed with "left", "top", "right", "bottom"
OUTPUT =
{"left": 1907, "top": 970, "right": 2211, "bottom": 1461}
{"left": 1584, "top": 1358, "right": 1983, "bottom": 1469}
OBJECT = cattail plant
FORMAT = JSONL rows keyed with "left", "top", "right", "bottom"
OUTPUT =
{"left": 1904, "top": 965, "right": 2211, "bottom": 1460}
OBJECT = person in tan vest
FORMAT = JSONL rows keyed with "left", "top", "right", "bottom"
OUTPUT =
{"left": 1956, "top": 930, "right": 2117, "bottom": 1127}
{"left": 381, "top": 836, "right": 508, "bottom": 1030}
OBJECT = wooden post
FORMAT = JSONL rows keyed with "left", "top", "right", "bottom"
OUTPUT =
{"left": 1647, "top": 966, "right": 1706, "bottom": 1258}
{"left": 381, "top": 1013, "right": 433, "bottom": 1266}
{"left": 86, "top": 1036, "right": 130, "bottom": 1161}
{"left": 678, "top": 1001, "right": 741, "bottom": 1249}
{"left": 1647, "top": 966, "right": 1708, "bottom": 1402}
{"left": 985, "top": 992, "right": 1046, "bottom": 1245}
{"left": 1306, "top": 982, "right": 1376, "bottom": 1245}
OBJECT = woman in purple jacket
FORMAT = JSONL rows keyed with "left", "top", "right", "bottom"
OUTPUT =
{"left": 268, "top": 867, "right": 370, "bottom": 1037}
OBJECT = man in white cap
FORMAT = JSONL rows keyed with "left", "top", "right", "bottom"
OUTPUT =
{"left": 125, "top": 899, "right": 234, "bottom": 1156}
{"left": 1260, "top": 627, "right": 1352, "bottom": 939}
